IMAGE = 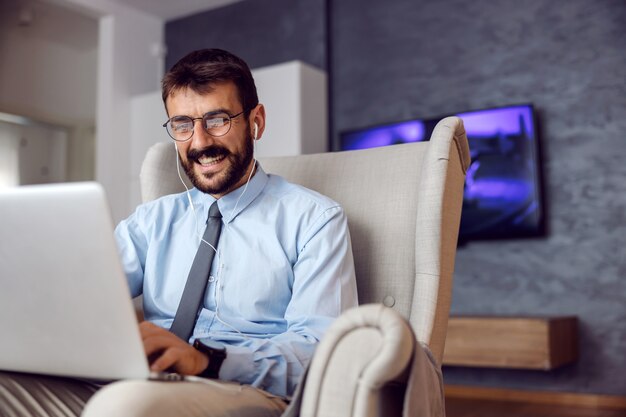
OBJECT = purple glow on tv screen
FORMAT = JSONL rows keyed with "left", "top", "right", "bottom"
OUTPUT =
{"left": 339, "top": 104, "right": 545, "bottom": 242}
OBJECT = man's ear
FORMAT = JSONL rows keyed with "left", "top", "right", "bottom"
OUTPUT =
{"left": 250, "top": 104, "right": 266, "bottom": 141}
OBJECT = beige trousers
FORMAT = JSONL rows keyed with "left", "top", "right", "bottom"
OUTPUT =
{"left": 83, "top": 379, "right": 287, "bottom": 417}
{"left": 0, "top": 372, "right": 287, "bottom": 417}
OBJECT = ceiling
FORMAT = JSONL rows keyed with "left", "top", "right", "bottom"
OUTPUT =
{"left": 121, "top": 0, "right": 243, "bottom": 20}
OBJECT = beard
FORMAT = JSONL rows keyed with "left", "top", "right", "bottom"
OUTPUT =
{"left": 180, "top": 132, "right": 254, "bottom": 196}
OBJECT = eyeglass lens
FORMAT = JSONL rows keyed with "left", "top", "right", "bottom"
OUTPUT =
{"left": 166, "top": 112, "right": 233, "bottom": 141}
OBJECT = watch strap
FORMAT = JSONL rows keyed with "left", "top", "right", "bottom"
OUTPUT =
{"left": 193, "top": 339, "right": 227, "bottom": 379}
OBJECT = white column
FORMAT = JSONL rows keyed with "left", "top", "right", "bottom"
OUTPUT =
{"left": 53, "top": 0, "right": 164, "bottom": 221}
{"left": 252, "top": 61, "right": 328, "bottom": 157}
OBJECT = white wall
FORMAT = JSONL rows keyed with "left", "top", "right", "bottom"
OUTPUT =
{"left": 129, "top": 91, "right": 169, "bottom": 209}
{"left": 0, "top": 123, "right": 20, "bottom": 188}
{"left": 66, "top": 124, "right": 96, "bottom": 181}
{"left": 0, "top": 1, "right": 98, "bottom": 126}
{"left": 19, "top": 125, "right": 68, "bottom": 185}
{"left": 0, "top": 0, "right": 98, "bottom": 186}
{"left": 253, "top": 61, "right": 328, "bottom": 157}
{"left": 96, "top": 12, "right": 163, "bottom": 222}
{"left": 0, "top": 119, "right": 68, "bottom": 186}
{"left": 52, "top": 0, "right": 165, "bottom": 222}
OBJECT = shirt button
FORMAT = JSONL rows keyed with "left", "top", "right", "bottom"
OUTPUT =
{"left": 208, "top": 275, "right": 216, "bottom": 283}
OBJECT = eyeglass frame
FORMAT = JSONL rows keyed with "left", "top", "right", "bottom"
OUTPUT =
{"left": 162, "top": 109, "right": 247, "bottom": 142}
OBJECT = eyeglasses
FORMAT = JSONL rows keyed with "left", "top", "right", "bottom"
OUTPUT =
{"left": 162, "top": 110, "right": 245, "bottom": 142}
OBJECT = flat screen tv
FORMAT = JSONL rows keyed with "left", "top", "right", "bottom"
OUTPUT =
{"left": 339, "top": 104, "right": 546, "bottom": 243}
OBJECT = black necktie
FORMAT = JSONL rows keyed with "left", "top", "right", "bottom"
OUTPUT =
{"left": 170, "top": 201, "right": 222, "bottom": 341}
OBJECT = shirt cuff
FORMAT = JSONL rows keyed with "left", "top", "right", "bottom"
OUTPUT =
{"left": 219, "top": 344, "right": 257, "bottom": 384}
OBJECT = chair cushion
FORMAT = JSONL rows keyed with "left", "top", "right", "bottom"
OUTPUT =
{"left": 260, "top": 143, "right": 428, "bottom": 319}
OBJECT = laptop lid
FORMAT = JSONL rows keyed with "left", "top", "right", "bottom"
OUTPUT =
{"left": 0, "top": 182, "right": 150, "bottom": 380}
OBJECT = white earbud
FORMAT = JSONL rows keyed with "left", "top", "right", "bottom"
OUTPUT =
{"left": 254, "top": 123, "right": 258, "bottom": 140}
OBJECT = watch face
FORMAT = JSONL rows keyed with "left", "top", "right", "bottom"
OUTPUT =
{"left": 194, "top": 338, "right": 227, "bottom": 379}
{"left": 196, "top": 338, "right": 226, "bottom": 353}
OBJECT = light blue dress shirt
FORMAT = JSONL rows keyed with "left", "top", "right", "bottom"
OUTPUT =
{"left": 115, "top": 165, "right": 358, "bottom": 397}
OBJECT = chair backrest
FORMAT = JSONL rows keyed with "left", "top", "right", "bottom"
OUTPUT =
{"left": 140, "top": 116, "right": 470, "bottom": 363}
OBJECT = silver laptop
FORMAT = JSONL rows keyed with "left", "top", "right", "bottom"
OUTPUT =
{"left": 0, "top": 182, "right": 150, "bottom": 381}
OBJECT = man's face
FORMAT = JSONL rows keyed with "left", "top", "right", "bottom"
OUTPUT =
{"left": 166, "top": 82, "right": 255, "bottom": 198}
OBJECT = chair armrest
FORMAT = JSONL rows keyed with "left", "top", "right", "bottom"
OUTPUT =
{"left": 300, "top": 304, "right": 415, "bottom": 417}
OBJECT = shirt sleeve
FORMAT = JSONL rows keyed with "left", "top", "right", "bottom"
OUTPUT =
{"left": 114, "top": 213, "right": 148, "bottom": 298}
{"left": 216, "top": 206, "right": 358, "bottom": 398}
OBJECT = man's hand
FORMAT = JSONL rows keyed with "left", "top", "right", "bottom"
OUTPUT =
{"left": 140, "top": 321, "right": 209, "bottom": 375}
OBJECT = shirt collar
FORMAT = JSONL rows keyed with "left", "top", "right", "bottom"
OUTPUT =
{"left": 189, "top": 163, "right": 269, "bottom": 224}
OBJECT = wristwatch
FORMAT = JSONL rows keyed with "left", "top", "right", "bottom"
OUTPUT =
{"left": 193, "top": 338, "right": 227, "bottom": 379}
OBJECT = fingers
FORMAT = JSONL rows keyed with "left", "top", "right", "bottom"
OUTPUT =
{"left": 137, "top": 321, "right": 208, "bottom": 375}
{"left": 148, "top": 344, "right": 209, "bottom": 375}
{"left": 143, "top": 334, "right": 176, "bottom": 358}
{"left": 150, "top": 346, "right": 183, "bottom": 372}
{"left": 139, "top": 321, "right": 183, "bottom": 366}
{"left": 139, "top": 321, "right": 184, "bottom": 356}
{"left": 139, "top": 321, "right": 168, "bottom": 338}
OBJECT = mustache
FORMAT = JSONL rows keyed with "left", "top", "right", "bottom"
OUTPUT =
{"left": 187, "top": 145, "right": 230, "bottom": 162}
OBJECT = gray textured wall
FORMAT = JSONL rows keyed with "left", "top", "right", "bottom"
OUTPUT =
{"left": 165, "top": 0, "right": 326, "bottom": 71}
{"left": 166, "top": 0, "right": 626, "bottom": 396}
{"left": 332, "top": 0, "right": 626, "bottom": 396}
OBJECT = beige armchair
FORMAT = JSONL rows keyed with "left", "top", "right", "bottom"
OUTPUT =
{"left": 140, "top": 116, "right": 470, "bottom": 417}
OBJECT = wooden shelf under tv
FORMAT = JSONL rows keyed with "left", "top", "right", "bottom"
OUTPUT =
{"left": 442, "top": 315, "right": 578, "bottom": 370}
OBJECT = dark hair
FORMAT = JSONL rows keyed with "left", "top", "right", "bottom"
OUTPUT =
{"left": 162, "top": 49, "right": 258, "bottom": 116}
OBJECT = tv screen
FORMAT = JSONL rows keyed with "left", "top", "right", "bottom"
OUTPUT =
{"left": 339, "top": 104, "right": 545, "bottom": 242}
